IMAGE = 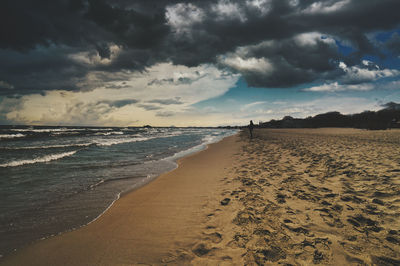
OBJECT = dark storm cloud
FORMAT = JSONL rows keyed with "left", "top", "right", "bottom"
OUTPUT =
{"left": 163, "top": 0, "right": 400, "bottom": 87}
{"left": 385, "top": 33, "right": 400, "bottom": 55}
{"left": 0, "top": 46, "right": 88, "bottom": 95}
{"left": 219, "top": 35, "right": 342, "bottom": 87}
{"left": 1, "top": 0, "right": 400, "bottom": 94}
{"left": 0, "top": 0, "right": 168, "bottom": 50}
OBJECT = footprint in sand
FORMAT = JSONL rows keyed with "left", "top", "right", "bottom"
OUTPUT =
{"left": 192, "top": 243, "right": 218, "bottom": 257}
{"left": 204, "top": 232, "right": 223, "bottom": 244}
{"left": 220, "top": 198, "right": 231, "bottom": 205}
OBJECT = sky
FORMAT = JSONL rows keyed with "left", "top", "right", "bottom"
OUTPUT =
{"left": 1, "top": 0, "right": 400, "bottom": 127}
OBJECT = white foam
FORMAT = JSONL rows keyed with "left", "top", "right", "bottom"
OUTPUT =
{"left": 87, "top": 128, "right": 114, "bottom": 131}
{"left": 164, "top": 130, "right": 184, "bottom": 137}
{"left": 1, "top": 143, "right": 92, "bottom": 150}
{"left": 166, "top": 142, "right": 207, "bottom": 161}
{"left": 90, "top": 179, "right": 105, "bottom": 189}
{"left": 51, "top": 131, "right": 81, "bottom": 135}
{"left": 10, "top": 128, "right": 74, "bottom": 133}
{"left": 86, "top": 192, "right": 121, "bottom": 225}
{"left": 0, "top": 150, "right": 78, "bottom": 167}
{"left": 164, "top": 130, "right": 238, "bottom": 162}
{"left": 0, "top": 133, "right": 26, "bottom": 139}
{"left": 94, "top": 131, "right": 124, "bottom": 136}
{"left": 94, "top": 136, "right": 155, "bottom": 146}
{"left": 10, "top": 128, "right": 112, "bottom": 133}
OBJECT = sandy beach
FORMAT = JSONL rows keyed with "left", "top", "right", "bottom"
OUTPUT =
{"left": 3, "top": 128, "right": 400, "bottom": 265}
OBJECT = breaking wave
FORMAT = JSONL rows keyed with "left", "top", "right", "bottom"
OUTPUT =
{"left": 0, "top": 133, "right": 26, "bottom": 139}
{"left": 0, "top": 151, "right": 78, "bottom": 167}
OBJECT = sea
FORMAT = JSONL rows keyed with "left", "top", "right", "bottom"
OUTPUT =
{"left": 0, "top": 125, "right": 237, "bottom": 258}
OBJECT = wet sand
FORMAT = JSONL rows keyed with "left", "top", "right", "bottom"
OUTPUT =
{"left": 3, "top": 128, "right": 400, "bottom": 265}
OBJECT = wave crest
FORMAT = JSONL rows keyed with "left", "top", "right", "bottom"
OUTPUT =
{"left": 0, "top": 133, "right": 26, "bottom": 139}
{"left": 0, "top": 150, "right": 78, "bottom": 167}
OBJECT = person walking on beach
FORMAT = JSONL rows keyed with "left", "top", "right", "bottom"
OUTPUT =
{"left": 249, "top": 120, "right": 254, "bottom": 139}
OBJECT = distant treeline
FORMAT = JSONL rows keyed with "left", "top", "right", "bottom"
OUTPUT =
{"left": 258, "top": 102, "right": 400, "bottom": 130}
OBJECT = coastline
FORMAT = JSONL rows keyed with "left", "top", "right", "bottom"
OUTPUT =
{"left": 3, "top": 128, "right": 400, "bottom": 265}
{"left": 1, "top": 133, "right": 241, "bottom": 265}
{"left": 0, "top": 129, "right": 237, "bottom": 259}
{"left": 86, "top": 130, "right": 239, "bottom": 228}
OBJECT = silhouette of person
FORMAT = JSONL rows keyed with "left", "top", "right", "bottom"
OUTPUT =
{"left": 249, "top": 120, "right": 254, "bottom": 139}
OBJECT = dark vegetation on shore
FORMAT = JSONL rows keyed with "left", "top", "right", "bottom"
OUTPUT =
{"left": 257, "top": 102, "right": 400, "bottom": 130}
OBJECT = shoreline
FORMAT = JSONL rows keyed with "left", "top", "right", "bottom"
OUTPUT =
{"left": 1, "top": 133, "right": 241, "bottom": 265}
{"left": 85, "top": 130, "right": 239, "bottom": 230}
{"left": 0, "top": 130, "right": 238, "bottom": 259}
{"left": 4, "top": 128, "right": 399, "bottom": 265}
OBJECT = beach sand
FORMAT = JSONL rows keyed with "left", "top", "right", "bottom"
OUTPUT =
{"left": 3, "top": 128, "right": 400, "bottom": 265}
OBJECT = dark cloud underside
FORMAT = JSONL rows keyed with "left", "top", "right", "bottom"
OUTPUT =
{"left": 1, "top": 0, "right": 400, "bottom": 95}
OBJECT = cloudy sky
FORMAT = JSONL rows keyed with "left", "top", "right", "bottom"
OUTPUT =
{"left": 1, "top": 0, "right": 400, "bottom": 126}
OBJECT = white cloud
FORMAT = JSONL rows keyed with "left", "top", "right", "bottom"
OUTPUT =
{"left": 305, "top": 61, "right": 400, "bottom": 92}
{"left": 219, "top": 55, "right": 273, "bottom": 74}
{"left": 240, "top": 101, "right": 268, "bottom": 111}
{"left": 289, "top": 0, "right": 299, "bottom": 7}
{"left": 362, "top": 60, "right": 374, "bottom": 67}
{"left": 212, "top": 0, "right": 247, "bottom": 22}
{"left": 294, "top": 32, "right": 336, "bottom": 46}
{"left": 166, "top": 3, "right": 204, "bottom": 35}
{"left": 245, "top": 0, "right": 271, "bottom": 15}
{"left": 304, "top": 82, "right": 373, "bottom": 92}
{"left": 2, "top": 63, "right": 239, "bottom": 126}
{"left": 68, "top": 44, "right": 122, "bottom": 66}
{"left": 304, "top": 80, "right": 400, "bottom": 92}
{"left": 302, "top": 0, "right": 351, "bottom": 14}
{"left": 339, "top": 61, "right": 399, "bottom": 84}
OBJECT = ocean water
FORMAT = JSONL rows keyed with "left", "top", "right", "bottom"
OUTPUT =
{"left": 0, "top": 126, "right": 237, "bottom": 257}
